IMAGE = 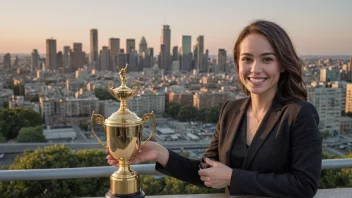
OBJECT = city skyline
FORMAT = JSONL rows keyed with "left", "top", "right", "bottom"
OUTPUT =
{"left": 1, "top": 0, "right": 352, "bottom": 55}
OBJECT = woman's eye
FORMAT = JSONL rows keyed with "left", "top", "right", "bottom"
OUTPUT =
{"left": 263, "top": 57, "right": 273, "bottom": 62}
{"left": 241, "top": 57, "right": 252, "bottom": 62}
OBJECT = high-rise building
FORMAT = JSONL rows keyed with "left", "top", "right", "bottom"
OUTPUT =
{"left": 345, "top": 84, "right": 352, "bottom": 113}
{"left": 179, "top": 35, "right": 192, "bottom": 72}
{"left": 129, "top": 49, "right": 138, "bottom": 71}
{"left": 90, "top": 29, "right": 98, "bottom": 64}
{"left": 138, "top": 37, "right": 150, "bottom": 69}
{"left": 139, "top": 37, "right": 148, "bottom": 57}
{"left": 100, "top": 46, "right": 111, "bottom": 71}
{"left": 63, "top": 46, "right": 70, "bottom": 67}
{"left": 31, "top": 49, "right": 40, "bottom": 70}
{"left": 320, "top": 67, "right": 340, "bottom": 82}
{"left": 117, "top": 49, "right": 127, "bottom": 69}
{"left": 57, "top": 51, "right": 63, "bottom": 69}
{"left": 72, "top": 43, "right": 84, "bottom": 70}
{"left": 148, "top": 48, "right": 154, "bottom": 66}
{"left": 46, "top": 38, "right": 57, "bottom": 70}
{"left": 308, "top": 87, "right": 341, "bottom": 134}
{"left": 160, "top": 25, "right": 171, "bottom": 71}
{"left": 109, "top": 38, "right": 120, "bottom": 56}
{"left": 196, "top": 35, "right": 205, "bottom": 72}
{"left": 218, "top": 49, "right": 227, "bottom": 73}
{"left": 347, "top": 59, "right": 352, "bottom": 82}
{"left": 172, "top": 46, "right": 179, "bottom": 61}
{"left": 126, "top": 39, "right": 136, "bottom": 55}
{"left": 4, "top": 53, "right": 11, "bottom": 68}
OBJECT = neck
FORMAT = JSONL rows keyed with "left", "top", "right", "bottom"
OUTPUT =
{"left": 249, "top": 89, "right": 276, "bottom": 115}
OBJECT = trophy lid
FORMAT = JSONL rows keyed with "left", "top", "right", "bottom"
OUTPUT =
{"left": 104, "top": 64, "right": 143, "bottom": 127}
{"left": 104, "top": 108, "right": 143, "bottom": 127}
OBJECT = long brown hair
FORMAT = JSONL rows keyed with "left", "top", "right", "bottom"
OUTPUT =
{"left": 233, "top": 20, "right": 307, "bottom": 101}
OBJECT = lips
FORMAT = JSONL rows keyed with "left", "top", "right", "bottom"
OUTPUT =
{"left": 248, "top": 77, "right": 267, "bottom": 83}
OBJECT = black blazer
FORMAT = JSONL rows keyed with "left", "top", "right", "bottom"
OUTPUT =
{"left": 156, "top": 97, "right": 322, "bottom": 198}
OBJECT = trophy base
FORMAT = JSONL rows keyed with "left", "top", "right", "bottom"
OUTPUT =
{"left": 105, "top": 190, "right": 145, "bottom": 198}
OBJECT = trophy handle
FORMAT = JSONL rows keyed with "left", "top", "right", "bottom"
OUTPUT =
{"left": 90, "top": 111, "right": 108, "bottom": 150}
{"left": 107, "top": 83, "right": 119, "bottom": 101}
{"left": 140, "top": 111, "right": 156, "bottom": 149}
{"left": 131, "top": 83, "right": 141, "bottom": 98}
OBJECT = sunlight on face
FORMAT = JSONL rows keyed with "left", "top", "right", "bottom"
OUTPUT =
{"left": 238, "top": 33, "right": 283, "bottom": 97}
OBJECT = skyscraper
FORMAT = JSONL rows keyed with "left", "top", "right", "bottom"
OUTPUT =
{"left": 196, "top": 35, "right": 205, "bottom": 72}
{"left": 31, "top": 49, "right": 40, "bottom": 70}
{"left": 126, "top": 39, "right": 136, "bottom": 55}
{"left": 348, "top": 59, "right": 352, "bottom": 81}
{"left": 46, "top": 38, "right": 57, "bottom": 70}
{"left": 139, "top": 37, "right": 149, "bottom": 69}
{"left": 160, "top": 25, "right": 171, "bottom": 71}
{"left": 118, "top": 49, "right": 127, "bottom": 69}
{"left": 179, "top": 35, "right": 192, "bottom": 72}
{"left": 57, "top": 51, "right": 63, "bottom": 69}
{"left": 148, "top": 48, "right": 154, "bottom": 66}
{"left": 172, "top": 46, "right": 179, "bottom": 61}
{"left": 4, "top": 53, "right": 11, "bottom": 68}
{"left": 100, "top": 46, "right": 111, "bottom": 71}
{"left": 72, "top": 43, "right": 84, "bottom": 70}
{"left": 90, "top": 29, "right": 98, "bottom": 64}
{"left": 63, "top": 46, "right": 70, "bottom": 67}
{"left": 139, "top": 37, "right": 148, "bottom": 57}
{"left": 129, "top": 49, "right": 138, "bottom": 71}
{"left": 109, "top": 38, "right": 120, "bottom": 56}
{"left": 218, "top": 49, "right": 227, "bottom": 73}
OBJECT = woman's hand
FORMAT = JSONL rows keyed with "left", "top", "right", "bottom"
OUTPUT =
{"left": 198, "top": 158, "right": 233, "bottom": 189}
{"left": 106, "top": 141, "right": 168, "bottom": 167}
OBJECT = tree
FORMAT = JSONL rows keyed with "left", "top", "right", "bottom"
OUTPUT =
{"left": 0, "top": 108, "right": 43, "bottom": 141}
{"left": 95, "top": 88, "right": 116, "bottom": 100}
{"left": 319, "top": 152, "right": 351, "bottom": 189}
{"left": 166, "top": 103, "right": 182, "bottom": 118}
{"left": 0, "top": 145, "right": 110, "bottom": 197}
{"left": 0, "top": 134, "right": 5, "bottom": 143}
{"left": 17, "top": 126, "right": 46, "bottom": 143}
{"left": 177, "top": 106, "right": 198, "bottom": 122}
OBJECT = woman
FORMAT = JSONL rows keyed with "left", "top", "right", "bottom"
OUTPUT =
{"left": 107, "top": 20, "right": 322, "bottom": 198}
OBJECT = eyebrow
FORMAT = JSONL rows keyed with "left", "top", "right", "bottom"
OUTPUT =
{"left": 240, "top": 53, "right": 276, "bottom": 56}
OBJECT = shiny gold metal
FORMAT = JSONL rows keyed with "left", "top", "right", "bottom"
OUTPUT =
{"left": 90, "top": 64, "right": 156, "bottom": 198}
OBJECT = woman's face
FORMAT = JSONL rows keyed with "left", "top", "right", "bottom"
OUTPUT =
{"left": 238, "top": 33, "right": 283, "bottom": 97}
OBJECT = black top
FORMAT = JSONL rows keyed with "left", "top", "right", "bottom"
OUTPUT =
{"left": 155, "top": 98, "right": 322, "bottom": 197}
{"left": 230, "top": 114, "right": 249, "bottom": 169}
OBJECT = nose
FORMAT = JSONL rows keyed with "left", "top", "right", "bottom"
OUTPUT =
{"left": 250, "top": 60, "right": 261, "bottom": 73}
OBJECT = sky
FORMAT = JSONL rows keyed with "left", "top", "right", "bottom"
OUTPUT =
{"left": 1, "top": 0, "right": 352, "bottom": 56}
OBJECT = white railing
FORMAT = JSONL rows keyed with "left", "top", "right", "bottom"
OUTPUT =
{"left": 1, "top": 159, "right": 352, "bottom": 181}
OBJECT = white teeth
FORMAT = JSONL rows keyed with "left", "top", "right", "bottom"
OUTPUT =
{"left": 249, "top": 78, "right": 266, "bottom": 83}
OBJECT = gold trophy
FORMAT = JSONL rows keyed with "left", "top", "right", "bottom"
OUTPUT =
{"left": 91, "top": 64, "right": 156, "bottom": 198}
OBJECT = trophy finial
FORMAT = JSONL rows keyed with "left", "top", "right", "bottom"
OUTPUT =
{"left": 117, "top": 64, "right": 128, "bottom": 87}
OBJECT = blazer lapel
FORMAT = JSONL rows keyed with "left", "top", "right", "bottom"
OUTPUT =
{"left": 242, "top": 98, "right": 284, "bottom": 169}
{"left": 223, "top": 97, "right": 250, "bottom": 166}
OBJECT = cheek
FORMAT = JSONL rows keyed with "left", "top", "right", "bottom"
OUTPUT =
{"left": 238, "top": 64, "right": 247, "bottom": 79}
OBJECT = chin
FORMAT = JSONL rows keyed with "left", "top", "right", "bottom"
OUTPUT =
{"left": 247, "top": 87, "right": 268, "bottom": 95}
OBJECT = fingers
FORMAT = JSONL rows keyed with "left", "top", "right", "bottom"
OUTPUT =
{"left": 200, "top": 176, "right": 210, "bottom": 182}
{"left": 198, "top": 169, "right": 209, "bottom": 177}
{"left": 204, "top": 181, "right": 212, "bottom": 187}
{"left": 106, "top": 155, "right": 119, "bottom": 167}
{"left": 106, "top": 155, "right": 115, "bottom": 160}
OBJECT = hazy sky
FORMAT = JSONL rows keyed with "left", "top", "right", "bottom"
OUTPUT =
{"left": 1, "top": 0, "right": 352, "bottom": 55}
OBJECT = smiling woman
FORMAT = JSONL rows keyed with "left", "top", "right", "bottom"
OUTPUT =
{"left": 107, "top": 20, "right": 322, "bottom": 198}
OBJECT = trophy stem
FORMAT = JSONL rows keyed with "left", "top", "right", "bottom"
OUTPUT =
{"left": 119, "top": 101, "right": 127, "bottom": 112}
